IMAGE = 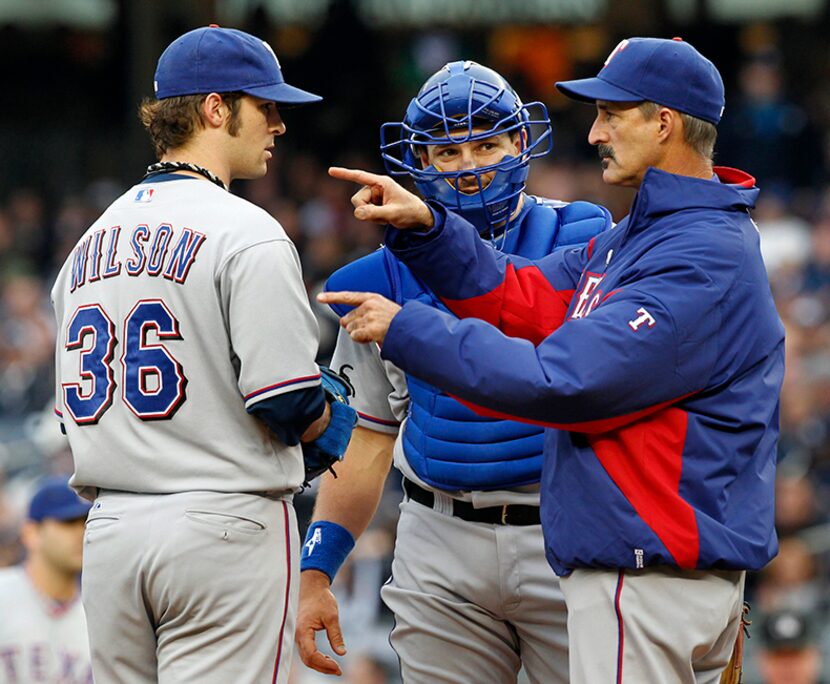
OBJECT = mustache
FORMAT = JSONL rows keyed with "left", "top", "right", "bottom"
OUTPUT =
{"left": 598, "top": 144, "right": 616, "bottom": 161}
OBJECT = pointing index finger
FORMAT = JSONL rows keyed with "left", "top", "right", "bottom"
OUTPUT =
{"left": 317, "top": 290, "right": 376, "bottom": 306}
{"left": 328, "top": 166, "right": 387, "bottom": 187}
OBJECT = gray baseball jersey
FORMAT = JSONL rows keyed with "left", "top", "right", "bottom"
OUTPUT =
{"left": 330, "top": 328, "right": 566, "bottom": 684}
{"left": 51, "top": 174, "right": 319, "bottom": 683}
{"left": 0, "top": 566, "right": 92, "bottom": 684}
{"left": 52, "top": 176, "right": 321, "bottom": 498}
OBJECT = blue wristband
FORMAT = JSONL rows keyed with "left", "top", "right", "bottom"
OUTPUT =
{"left": 300, "top": 521, "right": 356, "bottom": 582}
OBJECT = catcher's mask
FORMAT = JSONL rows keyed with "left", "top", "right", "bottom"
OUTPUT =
{"left": 380, "top": 60, "right": 552, "bottom": 244}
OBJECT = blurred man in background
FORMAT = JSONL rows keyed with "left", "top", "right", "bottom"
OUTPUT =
{"left": 757, "top": 609, "right": 826, "bottom": 684}
{"left": 0, "top": 476, "right": 92, "bottom": 684}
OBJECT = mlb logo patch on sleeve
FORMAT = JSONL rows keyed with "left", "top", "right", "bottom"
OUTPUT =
{"left": 134, "top": 188, "right": 155, "bottom": 203}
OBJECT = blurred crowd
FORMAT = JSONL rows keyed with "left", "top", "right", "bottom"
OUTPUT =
{"left": 1, "top": 37, "right": 829, "bottom": 684}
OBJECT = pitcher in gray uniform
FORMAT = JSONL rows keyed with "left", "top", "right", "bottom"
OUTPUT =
{"left": 51, "top": 26, "right": 353, "bottom": 684}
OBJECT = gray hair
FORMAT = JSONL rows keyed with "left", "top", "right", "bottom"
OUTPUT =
{"left": 638, "top": 101, "right": 717, "bottom": 162}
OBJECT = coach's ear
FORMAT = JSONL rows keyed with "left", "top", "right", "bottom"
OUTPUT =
{"left": 656, "top": 107, "right": 679, "bottom": 145}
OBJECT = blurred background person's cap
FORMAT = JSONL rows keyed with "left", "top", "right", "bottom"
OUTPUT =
{"left": 27, "top": 476, "right": 91, "bottom": 522}
{"left": 762, "top": 609, "right": 817, "bottom": 650}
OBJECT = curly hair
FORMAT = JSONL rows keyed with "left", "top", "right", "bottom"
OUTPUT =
{"left": 138, "top": 92, "right": 244, "bottom": 159}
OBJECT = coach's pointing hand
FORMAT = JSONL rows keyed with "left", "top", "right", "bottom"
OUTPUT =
{"left": 317, "top": 291, "right": 401, "bottom": 344}
{"left": 328, "top": 167, "right": 434, "bottom": 230}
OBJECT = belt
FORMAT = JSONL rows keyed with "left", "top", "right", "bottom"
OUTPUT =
{"left": 403, "top": 478, "right": 540, "bottom": 526}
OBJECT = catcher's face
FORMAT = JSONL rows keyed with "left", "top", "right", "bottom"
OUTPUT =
{"left": 420, "top": 129, "right": 521, "bottom": 194}
{"left": 588, "top": 101, "right": 663, "bottom": 188}
{"left": 227, "top": 95, "right": 285, "bottom": 181}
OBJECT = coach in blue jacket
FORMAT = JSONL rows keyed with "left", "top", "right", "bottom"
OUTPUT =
{"left": 323, "top": 38, "right": 785, "bottom": 684}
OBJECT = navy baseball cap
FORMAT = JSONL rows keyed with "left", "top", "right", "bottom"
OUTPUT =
{"left": 762, "top": 610, "right": 817, "bottom": 650}
{"left": 154, "top": 25, "right": 322, "bottom": 105}
{"left": 556, "top": 37, "right": 725, "bottom": 125}
{"left": 28, "top": 476, "right": 91, "bottom": 522}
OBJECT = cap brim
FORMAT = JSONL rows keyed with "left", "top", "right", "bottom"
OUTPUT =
{"left": 556, "top": 77, "right": 644, "bottom": 104}
{"left": 244, "top": 82, "right": 322, "bottom": 106}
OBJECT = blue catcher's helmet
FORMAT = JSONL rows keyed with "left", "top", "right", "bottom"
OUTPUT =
{"left": 380, "top": 61, "right": 552, "bottom": 237}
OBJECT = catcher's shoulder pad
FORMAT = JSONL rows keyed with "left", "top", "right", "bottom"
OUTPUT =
{"left": 324, "top": 248, "right": 393, "bottom": 317}
{"left": 554, "top": 201, "right": 613, "bottom": 249}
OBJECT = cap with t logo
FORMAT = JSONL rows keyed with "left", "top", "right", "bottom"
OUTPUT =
{"left": 555, "top": 37, "right": 724, "bottom": 125}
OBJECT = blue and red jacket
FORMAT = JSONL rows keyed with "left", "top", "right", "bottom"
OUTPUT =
{"left": 380, "top": 167, "right": 785, "bottom": 575}
{"left": 325, "top": 196, "right": 610, "bottom": 490}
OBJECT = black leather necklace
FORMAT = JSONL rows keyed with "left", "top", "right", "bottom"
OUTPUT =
{"left": 143, "top": 161, "right": 228, "bottom": 191}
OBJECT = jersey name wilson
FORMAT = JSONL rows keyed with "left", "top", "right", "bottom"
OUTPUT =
{"left": 70, "top": 223, "right": 207, "bottom": 292}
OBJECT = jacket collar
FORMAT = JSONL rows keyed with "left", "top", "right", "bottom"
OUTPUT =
{"left": 627, "top": 166, "right": 759, "bottom": 229}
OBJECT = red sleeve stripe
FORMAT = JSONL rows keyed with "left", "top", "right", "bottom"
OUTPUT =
{"left": 442, "top": 263, "right": 574, "bottom": 345}
{"left": 245, "top": 374, "right": 321, "bottom": 401}
{"left": 357, "top": 411, "right": 400, "bottom": 427}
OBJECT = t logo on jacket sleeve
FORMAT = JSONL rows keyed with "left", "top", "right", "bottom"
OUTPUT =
{"left": 628, "top": 307, "right": 656, "bottom": 331}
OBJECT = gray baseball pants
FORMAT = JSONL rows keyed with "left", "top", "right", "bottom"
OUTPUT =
{"left": 381, "top": 499, "right": 568, "bottom": 684}
{"left": 561, "top": 565, "right": 745, "bottom": 683}
{"left": 81, "top": 490, "right": 299, "bottom": 684}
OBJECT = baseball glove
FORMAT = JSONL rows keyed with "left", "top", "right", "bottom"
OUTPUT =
{"left": 719, "top": 602, "right": 752, "bottom": 684}
{"left": 301, "top": 366, "right": 357, "bottom": 488}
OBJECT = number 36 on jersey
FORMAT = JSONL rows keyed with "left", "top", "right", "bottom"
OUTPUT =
{"left": 62, "top": 299, "right": 187, "bottom": 425}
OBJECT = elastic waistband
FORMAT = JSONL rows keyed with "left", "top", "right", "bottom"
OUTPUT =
{"left": 403, "top": 478, "right": 540, "bottom": 526}
{"left": 94, "top": 489, "right": 292, "bottom": 501}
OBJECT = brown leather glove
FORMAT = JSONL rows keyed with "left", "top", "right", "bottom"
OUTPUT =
{"left": 719, "top": 603, "right": 752, "bottom": 684}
